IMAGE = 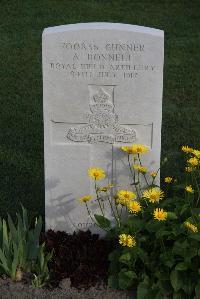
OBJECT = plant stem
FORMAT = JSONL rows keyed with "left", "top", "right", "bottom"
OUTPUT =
{"left": 193, "top": 173, "right": 200, "bottom": 207}
{"left": 151, "top": 168, "right": 160, "bottom": 186}
{"left": 106, "top": 193, "right": 121, "bottom": 228}
{"left": 94, "top": 179, "right": 105, "bottom": 216}
{"left": 185, "top": 191, "right": 197, "bottom": 225}
{"left": 128, "top": 154, "right": 140, "bottom": 198}
{"left": 85, "top": 202, "right": 95, "bottom": 222}
{"left": 137, "top": 154, "right": 149, "bottom": 187}
{"left": 137, "top": 171, "right": 142, "bottom": 194}
{"left": 113, "top": 195, "right": 122, "bottom": 225}
{"left": 161, "top": 238, "right": 166, "bottom": 252}
{"left": 85, "top": 202, "right": 108, "bottom": 232}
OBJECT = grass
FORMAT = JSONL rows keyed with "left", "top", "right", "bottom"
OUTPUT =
{"left": 0, "top": 0, "right": 199, "bottom": 219}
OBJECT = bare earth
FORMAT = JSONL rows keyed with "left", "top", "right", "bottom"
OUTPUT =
{"left": 0, "top": 277, "right": 134, "bottom": 299}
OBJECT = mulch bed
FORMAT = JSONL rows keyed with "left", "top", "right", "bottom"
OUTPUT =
{"left": 42, "top": 230, "right": 117, "bottom": 289}
{"left": 0, "top": 276, "right": 132, "bottom": 299}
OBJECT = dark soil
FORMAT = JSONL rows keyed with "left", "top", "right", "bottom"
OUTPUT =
{"left": 42, "top": 230, "right": 116, "bottom": 289}
{"left": 0, "top": 277, "right": 133, "bottom": 299}
{"left": 0, "top": 230, "right": 135, "bottom": 298}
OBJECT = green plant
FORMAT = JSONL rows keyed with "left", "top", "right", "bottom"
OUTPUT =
{"left": 0, "top": 218, "right": 19, "bottom": 280}
{"left": 0, "top": 206, "right": 52, "bottom": 286}
{"left": 80, "top": 144, "right": 200, "bottom": 299}
{"left": 31, "top": 243, "right": 53, "bottom": 288}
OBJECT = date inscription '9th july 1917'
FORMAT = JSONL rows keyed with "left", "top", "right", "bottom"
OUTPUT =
{"left": 66, "top": 87, "right": 136, "bottom": 144}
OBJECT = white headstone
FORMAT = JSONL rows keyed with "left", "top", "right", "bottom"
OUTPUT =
{"left": 43, "top": 23, "right": 164, "bottom": 233}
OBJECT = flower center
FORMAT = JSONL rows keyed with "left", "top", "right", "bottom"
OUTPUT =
{"left": 124, "top": 193, "right": 130, "bottom": 199}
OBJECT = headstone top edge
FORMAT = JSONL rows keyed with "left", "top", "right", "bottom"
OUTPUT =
{"left": 42, "top": 22, "right": 164, "bottom": 37}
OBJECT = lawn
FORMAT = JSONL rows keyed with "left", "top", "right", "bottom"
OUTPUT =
{"left": 0, "top": 0, "right": 199, "bottom": 220}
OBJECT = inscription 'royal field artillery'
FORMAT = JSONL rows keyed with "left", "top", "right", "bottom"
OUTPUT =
{"left": 67, "top": 87, "right": 136, "bottom": 144}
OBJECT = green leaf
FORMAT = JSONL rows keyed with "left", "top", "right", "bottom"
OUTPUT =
{"left": 137, "top": 281, "right": 149, "bottom": 299}
{"left": 180, "top": 273, "right": 194, "bottom": 295}
{"left": 182, "top": 280, "right": 194, "bottom": 295}
{"left": 17, "top": 212, "right": 24, "bottom": 241}
{"left": 167, "top": 212, "right": 178, "bottom": 220}
{"left": 195, "top": 281, "right": 200, "bottom": 297}
{"left": 180, "top": 205, "right": 189, "bottom": 216}
{"left": 108, "top": 275, "right": 119, "bottom": 289}
{"left": 154, "top": 292, "right": 163, "bottom": 299}
{"left": 172, "top": 240, "right": 188, "bottom": 257}
{"left": 172, "top": 225, "right": 185, "bottom": 237}
{"left": 173, "top": 292, "right": 183, "bottom": 299}
{"left": 170, "top": 270, "right": 182, "bottom": 292}
{"left": 156, "top": 230, "right": 170, "bottom": 238}
{"left": 192, "top": 208, "right": 200, "bottom": 215}
{"left": 173, "top": 184, "right": 185, "bottom": 190}
{"left": 0, "top": 219, "right": 3, "bottom": 247}
{"left": 18, "top": 239, "right": 26, "bottom": 269}
{"left": 2, "top": 220, "right": 9, "bottom": 251}
{"left": 7, "top": 214, "right": 17, "bottom": 243}
{"left": 108, "top": 249, "right": 121, "bottom": 262}
{"left": 33, "top": 216, "right": 43, "bottom": 242}
{"left": 158, "top": 279, "right": 172, "bottom": 294}
{"left": 0, "top": 248, "right": 9, "bottom": 275}
{"left": 127, "top": 217, "right": 144, "bottom": 232}
{"left": 94, "top": 214, "right": 111, "bottom": 228}
{"left": 21, "top": 205, "right": 29, "bottom": 230}
{"left": 160, "top": 252, "right": 175, "bottom": 268}
{"left": 137, "top": 248, "right": 148, "bottom": 263}
{"left": 145, "top": 221, "right": 162, "bottom": 233}
{"left": 188, "top": 233, "right": 200, "bottom": 241}
{"left": 118, "top": 270, "right": 136, "bottom": 289}
{"left": 11, "top": 243, "right": 19, "bottom": 280}
{"left": 175, "top": 262, "right": 188, "bottom": 271}
{"left": 119, "top": 252, "right": 131, "bottom": 265}
{"left": 39, "top": 245, "right": 45, "bottom": 269}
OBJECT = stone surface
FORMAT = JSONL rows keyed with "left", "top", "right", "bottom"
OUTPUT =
{"left": 43, "top": 23, "right": 164, "bottom": 233}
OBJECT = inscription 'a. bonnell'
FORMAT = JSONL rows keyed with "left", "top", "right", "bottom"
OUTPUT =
{"left": 67, "top": 87, "right": 136, "bottom": 144}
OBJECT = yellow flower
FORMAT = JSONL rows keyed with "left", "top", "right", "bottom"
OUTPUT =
{"left": 132, "top": 164, "right": 147, "bottom": 173}
{"left": 117, "top": 190, "right": 136, "bottom": 203}
{"left": 185, "top": 166, "right": 194, "bottom": 173}
{"left": 119, "top": 234, "right": 136, "bottom": 247}
{"left": 97, "top": 184, "right": 114, "bottom": 192}
{"left": 182, "top": 146, "right": 193, "bottom": 153}
{"left": 187, "top": 157, "right": 199, "bottom": 167}
{"left": 143, "top": 187, "right": 164, "bottom": 203}
{"left": 79, "top": 195, "right": 92, "bottom": 203}
{"left": 128, "top": 201, "right": 142, "bottom": 214}
{"left": 185, "top": 221, "right": 198, "bottom": 233}
{"left": 153, "top": 208, "right": 167, "bottom": 221}
{"left": 192, "top": 149, "right": 200, "bottom": 159}
{"left": 131, "top": 144, "right": 149, "bottom": 154}
{"left": 164, "top": 177, "right": 173, "bottom": 183}
{"left": 88, "top": 167, "right": 105, "bottom": 180}
{"left": 185, "top": 185, "right": 194, "bottom": 193}
{"left": 121, "top": 146, "right": 135, "bottom": 154}
{"left": 116, "top": 198, "right": 128, "bottom": 206}
{"left": 121, "top": 144, "right": 149, "bottom": 154}
{"left": 150, "top": 171, "right": 157, "bottom": 178}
